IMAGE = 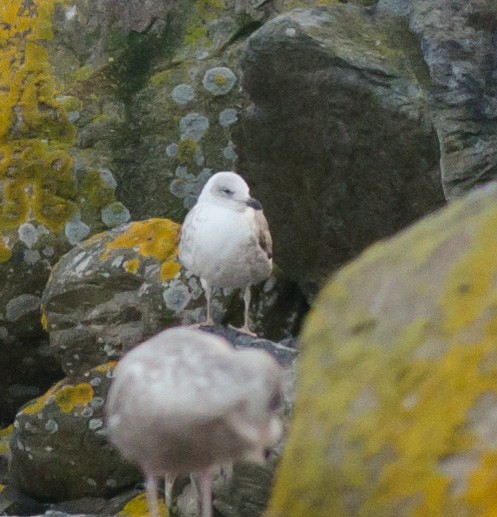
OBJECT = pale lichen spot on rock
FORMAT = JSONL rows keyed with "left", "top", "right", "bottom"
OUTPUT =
{"left": 202, "top": 67, "right": 237, "bottom": 96}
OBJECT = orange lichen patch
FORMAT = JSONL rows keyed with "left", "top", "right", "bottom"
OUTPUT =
{"left": 40, "top": 311, "right": 48, "bottom": 331}
{"left": 0, "top": 424, "right": 13, "bottom": 455}
{"left": 21, "top": 381, "right": 63, "bottom": 415}
{"left": 54, "top": 383, "right": 94, "bottom": 413}
{"left": 94, "top": 361, "right": 117, "bottom": 373}
{"left": 268, "top": 187, "right": 497, "bottom": 516}
{"left": 101, "top": 218, "right": 181, "bottom": 271}
{"left": 124, "top": 258, "right": 141, "bottom": 274}
{"left": 0, "top": 0, "right": 78, "bottom": 233}
{"left": 118, "top": 492, "right": 169, "bottom": 517}
{"left": 0, "top": 239, "right": 12, "bottom": 263}
{"left": 160, "top": 261, "right": 181, "bottom": 282}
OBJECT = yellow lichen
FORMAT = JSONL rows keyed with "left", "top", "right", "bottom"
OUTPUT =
{"left": 101, "top": 218, "right": 180, "bottom": 265}
{"left": 0, "top": 0, "right": 78, "bottom": 234}
{"left": 160, "top": 261, "right": 181, "bottom": 282}
{"left": 0, "top": 239, "right": 12, "bottom": 263}
{"left": 94, "top": 361, "right": 117, "bottom": 373}
{"left": 0, "top": 484, "right": 4, "bottom": 494}
{"left": 0, "top": 424, "right": 13, "bottom": 456}
{"left": 40, "top": 311, "right": 48, "bottom": 331}
{"left": 124, "top": 258, "right": 141, "bottom": 274}
{"left": 118, "top": 492, "right": 169, "bottom": 517}
{"left": 268, "top": 187, "right": 497, "bottom": 516}
{"left": 214, "top": 73, "right": 228, "bottom": 87}
{"left": 54, "top": 383, "right": 94, "bottom": 413}
{"left": 21, "top": 381, "right": 63, "bottom": 415}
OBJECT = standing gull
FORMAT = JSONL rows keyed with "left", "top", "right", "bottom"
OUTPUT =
{"left": 179, "top": 171, "right": 272, "bottom": 334}
{"left": 106, "top": 327, "right": 282, "bottom": 517}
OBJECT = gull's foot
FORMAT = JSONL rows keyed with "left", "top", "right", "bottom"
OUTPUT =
{"left": 228, "top": 324, "right": 257, "bottom": 337}
{"left": 188, "top": 318, "right": 215, "bottom": 330}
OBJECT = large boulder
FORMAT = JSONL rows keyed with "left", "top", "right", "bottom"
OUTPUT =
{"left": 9, "top": 362, "right": 140, "bottom": 501}
{"left": 268, "top": 182, "right": 497, "bottom": 516}
{"left": 379, "top": 0, "right": 497, "bottom": 200}
{"left": 237, "top": 4, "right": 446, "bottom": 297}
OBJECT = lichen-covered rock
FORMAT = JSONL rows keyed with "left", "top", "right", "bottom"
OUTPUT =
{"left": 379, "top": 0, "right": 497, "bottom": 200}
{"left": 238, "top": 4, "right": 445, "bottom": 297}
{"left": 0, "top": 220, "right": 69, "bottom": 425}
{"left": 268, "top": 182, "right": 497, "bottom": 516}
{"left": 45, "top": 0, "right": 268, "bottom": 224}
{"left": 42, "top": 218, "right": 304, "bottom": 376}
{"left": 9, "top": 362, "right": 140, "bottom": 501}
{"left": 41, "top": 218, "right": 183, "bottom": 376}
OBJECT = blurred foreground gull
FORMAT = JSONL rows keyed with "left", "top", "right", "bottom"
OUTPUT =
{"left": 106, "top": 327, "right": 282, "bottom": 517}
{"left": 179, "top": 171, "right": 273, "bottom": 334}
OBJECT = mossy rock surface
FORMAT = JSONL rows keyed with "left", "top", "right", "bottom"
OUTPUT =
{"left": 268, "top": 182, "right": 497, "bottom": 516}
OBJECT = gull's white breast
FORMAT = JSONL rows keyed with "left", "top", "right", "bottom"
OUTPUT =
{"left": 179, "top": 201, "right": 270, "bottom": 289}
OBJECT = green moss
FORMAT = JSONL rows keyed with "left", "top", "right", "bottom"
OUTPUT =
{"left": 268, "top": 187, "right": 497, "bottom": 516}
{"left": 183, "top": 24, "right": 209, "bottom": 46}
{"left": 69, "top": 64, "right": 94, "bottom": 83}
{"left": 109, "top": 21, "right": 182, "bottom": 100}
{"left": 79, "top": 169, "right": 116, "bottom": 210}
{"left": 177, "top": 138, "right": 198, "bottom": 164}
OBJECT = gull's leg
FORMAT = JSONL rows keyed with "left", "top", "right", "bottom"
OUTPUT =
{"left": 145, "top": 474, "right": 160, "bottom": 517}
{"left": 230, "top": 286, "right": 256, "bottom": 336}
{"left": 198, "top": 468, "right": 214, "bottom": 517}
{"left": 164, "top": 473, "right": 176, "bottom": 508}
{"left": 200, "top": 278, "right": 215, "bottom": 326}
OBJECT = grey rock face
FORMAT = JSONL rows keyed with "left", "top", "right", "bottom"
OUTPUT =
{"left": 0, "top": 224, "right": 67, "bottom": 426}
{"left": 41, "top": 219, "right": 183, "bottom": 377}
{"left": 238, "top": 5, "right": 446, "bottom": 297}
{"left": 9, "top": 363, "right": 140, "bottom": 501}
{"left": 379, "top": 0, "right": 497, "bottom": 200}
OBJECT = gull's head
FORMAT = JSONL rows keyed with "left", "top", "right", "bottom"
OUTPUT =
{"left": 198, "top": 171, "right": 263, "bottom": 211}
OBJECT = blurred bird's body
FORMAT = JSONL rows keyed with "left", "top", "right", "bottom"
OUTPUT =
{"left": 106, "top": 327, "right": 282, "bottom": 517}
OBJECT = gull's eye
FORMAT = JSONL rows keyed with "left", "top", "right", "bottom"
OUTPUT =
{"left": 220, "top": 188, "right": 234, "bottom": 196}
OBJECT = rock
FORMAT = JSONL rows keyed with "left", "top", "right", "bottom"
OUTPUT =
{"left": 200, "top": 325, "right": 298, "bottom": 366}
{"left": 41, "top": 218, "right": 182, "bottom": 376}
{"left": 9, "top": 362, "right": 140, "bottom": 501}
{"left": 268, "top": 182, "right": 497, "bottom": 516}
{"left": 0, "top": 221, "right": 67, "bottom": 426}
{"left": 238, "top": 4, "right": 445, "bottom": 297}
{"left": 378, "top": 0, "right": 497, "bottom": 200}
{"left": 45, "top": 0, "right": 266, "bottom": 224}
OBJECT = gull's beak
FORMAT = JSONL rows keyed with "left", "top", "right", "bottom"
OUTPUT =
{"left": 246, "top": 197, "right": 263, "bottom": 210}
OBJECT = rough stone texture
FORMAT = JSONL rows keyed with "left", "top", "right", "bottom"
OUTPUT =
{"left": 378, "top": 0, "right": 497, "bottom": 200}
{"left": 268, "top": 182, "right": 497, "bottom": 516}
{"left": 238, "top": 4, "right": 446, "bottom": 297}
{"left": 46, "top": 0, "right": 268, "bottom": 223}
{"left": 10, "top": 362, "right": 141, "bottom": 501}
{"left": 41, "top": 218, "right": 182, "bottom": 376}
{"left": 0, "top": 223, "right": 67, "bottom": 426}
